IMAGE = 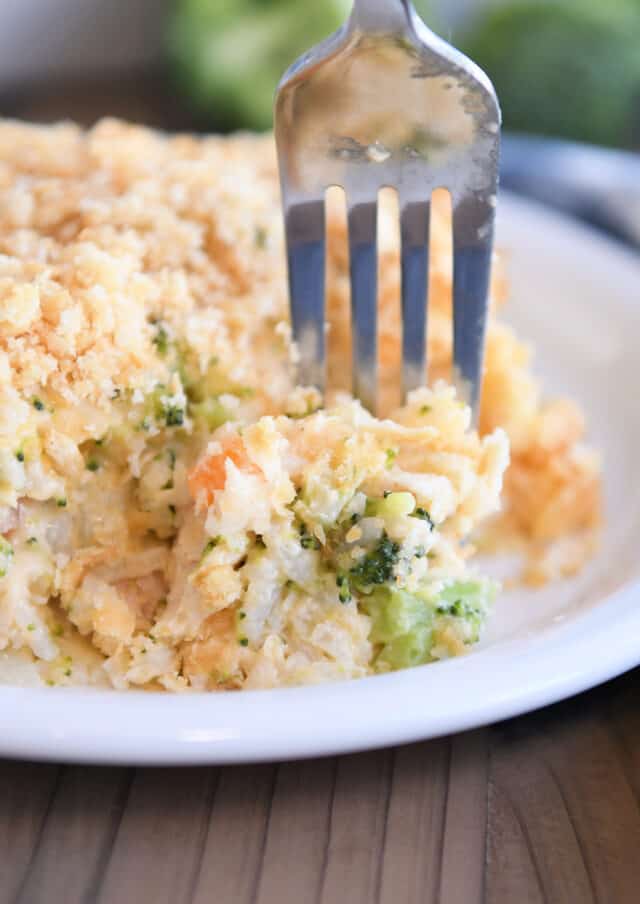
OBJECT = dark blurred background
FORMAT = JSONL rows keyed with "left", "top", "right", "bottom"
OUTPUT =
{"left": 1, "top": 0, "right": 639, "bottom": 244}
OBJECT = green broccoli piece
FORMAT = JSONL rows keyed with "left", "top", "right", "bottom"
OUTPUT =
{"left": 168, "top": 0, "right": 352, "bottom": 130}
{"left": 190, "top": 397, "right": 230, "bottom": 431}
{"left": 143, "top": 385, "right": 187, "bottom": 429}
{"left": 168, "top": 0, "right": 440, "bottom": 132}
{"left": 361, "top": 586, "right": 434, "bottom": 669}
{"left": 463, "top": 0, "right": 640, "bottom": 148}
{"left": 361, "top": 578, "right": 495, "bottom": 671}
{"left": 366, "top": 492, "right": 415, "bottom": 520}
{"left": 336, "top": 574, "right": 352, "bottom": 604}
{"left": 412, "top": 507, "right": 434, "bottom": 529}
{"left": 152, "top": 322, "right": 170, "bottom": 357}
{"left": 164, "top": 404, "right": 185, "bottom": 428}
{"left": 434, "top": 580, "right": 495, "bottom": 642}
{"left": 349, "top": 533, "right": 400, "bottom": 590}
{"left": 202, "top": 537, "right": 220, "bottom": 559}
{"left": 0, "top": 537, "right": 13, "bottom": 578}
{"left": 299, "top": 522, "right": 321, "bottom": 551}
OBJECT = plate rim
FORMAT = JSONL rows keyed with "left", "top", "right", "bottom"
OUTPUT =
{"left": 2, "top": 191, "right": 640, "bottom": 765}
{"left": 2, "top": 579, "right": 640, "bottom": 765}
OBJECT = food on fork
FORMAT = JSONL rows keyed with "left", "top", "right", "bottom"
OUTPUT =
{"left": 0, "top": 120, "right": 600, "bottom": 690}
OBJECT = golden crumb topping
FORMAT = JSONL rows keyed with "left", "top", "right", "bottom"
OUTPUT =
{"left": 0, "top": 118, "right": 600, "bottom": 690}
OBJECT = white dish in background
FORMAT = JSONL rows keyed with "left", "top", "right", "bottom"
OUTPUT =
{"left": 1, "top": 192, "right": 639, "bottom": 766}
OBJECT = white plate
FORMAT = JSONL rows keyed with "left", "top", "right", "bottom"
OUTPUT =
{"left": 2, "top": 193, "right": 640, "bottom": 765}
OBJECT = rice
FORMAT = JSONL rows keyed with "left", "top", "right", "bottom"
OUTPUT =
{"left": 0, "top": 118, "right": 600, "bottom": 690}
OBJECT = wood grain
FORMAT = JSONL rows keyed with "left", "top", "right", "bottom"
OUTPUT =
{"left": 0, "top": 762, "right": 60, "bottom": 902}
{"left": 97, "top": 768, "right": 219, "bottom": 904}
{"left": 191, "top": 765, "right": 277, "bottom": 904}
{"left": 378, "top": 740, "right": 449, "bottom": 904}
{"left": 487, "top": 679, "right": 640, "bottom": 904}
{"left": 316, "top": 751, "right": 390, "bottom": 904}
{"left": 4, "top": 673, "right": 640, "bottom": 904}
{"left": 13, "top": 767, "right": 130, "bottom": 904}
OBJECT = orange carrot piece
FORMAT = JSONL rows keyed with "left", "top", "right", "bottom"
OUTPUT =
{"left": 188, "top": 435, "right": 260, "bottom": 505}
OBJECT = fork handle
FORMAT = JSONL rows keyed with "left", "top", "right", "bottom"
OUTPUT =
{"left": 350, "top": 0, "right": 416, "bottom": 32}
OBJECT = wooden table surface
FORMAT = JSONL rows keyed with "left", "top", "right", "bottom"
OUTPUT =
{"left": 3, "top": 669, "right": 640, "bottom": 904}
{"left": 2, "top": 77, "right": 639, "bottom": 904}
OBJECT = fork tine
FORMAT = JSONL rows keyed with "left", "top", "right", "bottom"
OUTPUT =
{"left": 452, "top": 197, "right": 496, "bottom": 422}
{"left": 284, "top": 199, "right": 326, "bottom": 390}
{"left": 400, "top": 198, "right": 431, "bottom": 396}
{"left": 348, "top": 200, "right": 378, "bottom": 413}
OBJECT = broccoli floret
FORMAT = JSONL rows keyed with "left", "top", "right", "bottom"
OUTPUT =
{"left": 336, "top": 574, "right": 352, "bottom": 604}
{"left": 168, "top": 0, "right": 353, "bottom": 131}
{"left": 0, "top": 537, "right": 13, "bottom": 578}
{"left": 434, "top": 581, "right": 494, "bottom": 641}
{"left": 412, "top": 507, "right": 434, "bottom": 529}
{"left": 254, "top": 226, "right": 268, "bottom": 248}
{"left": 143, "top": 385, "right": 187, "bottom": 430}
{"left": 361, "top": 586, "right": 434, "bottom": 669}
{"left": 190, "top": 398, "right": 230, "bottom": 431}
{"left": 361, "top": 578, "right": 496, "bottom": 671}
{"left": 349, "top": 533, "right": 400, "bottom": 590}
{"left": 365, "top": 492, "right": 415, "bottom": 520}
{"left": 164, "top": 404, "right": 185, "bottom": 428}
{"left": 167, "top": 0, "right": 439, "bottom": 132}
{"left": 299, "top": 523, "right": 321, "bottom": 551}
{"left": 151, "top": 321, "right": 170, "bottom": 357}
{"left": 201, "top": 537, "right": 220, "bottom": 559}
{"left": 463, "top": 0, "right": 640, "bottom": 148}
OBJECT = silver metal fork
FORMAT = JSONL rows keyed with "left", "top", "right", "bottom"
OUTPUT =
{"left": 275, "top": 0, "right": 500, "bottom": 420}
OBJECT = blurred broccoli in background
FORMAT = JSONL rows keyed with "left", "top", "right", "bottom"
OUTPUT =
{"left": 168, "top": 0, "right": 640, "bottom": 148}
{"left": 168, "top": 0, "right": 350, "bottom": 130}
{"left": 168, "top": 0, "right": 433, "bottom": 131}
{"left": 462, "top": 0, "right": 640, "bottom": 149}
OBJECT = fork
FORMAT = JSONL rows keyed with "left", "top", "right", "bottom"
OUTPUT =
{"left": 275, "top": 0, "right": 500, "bottom": 420}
